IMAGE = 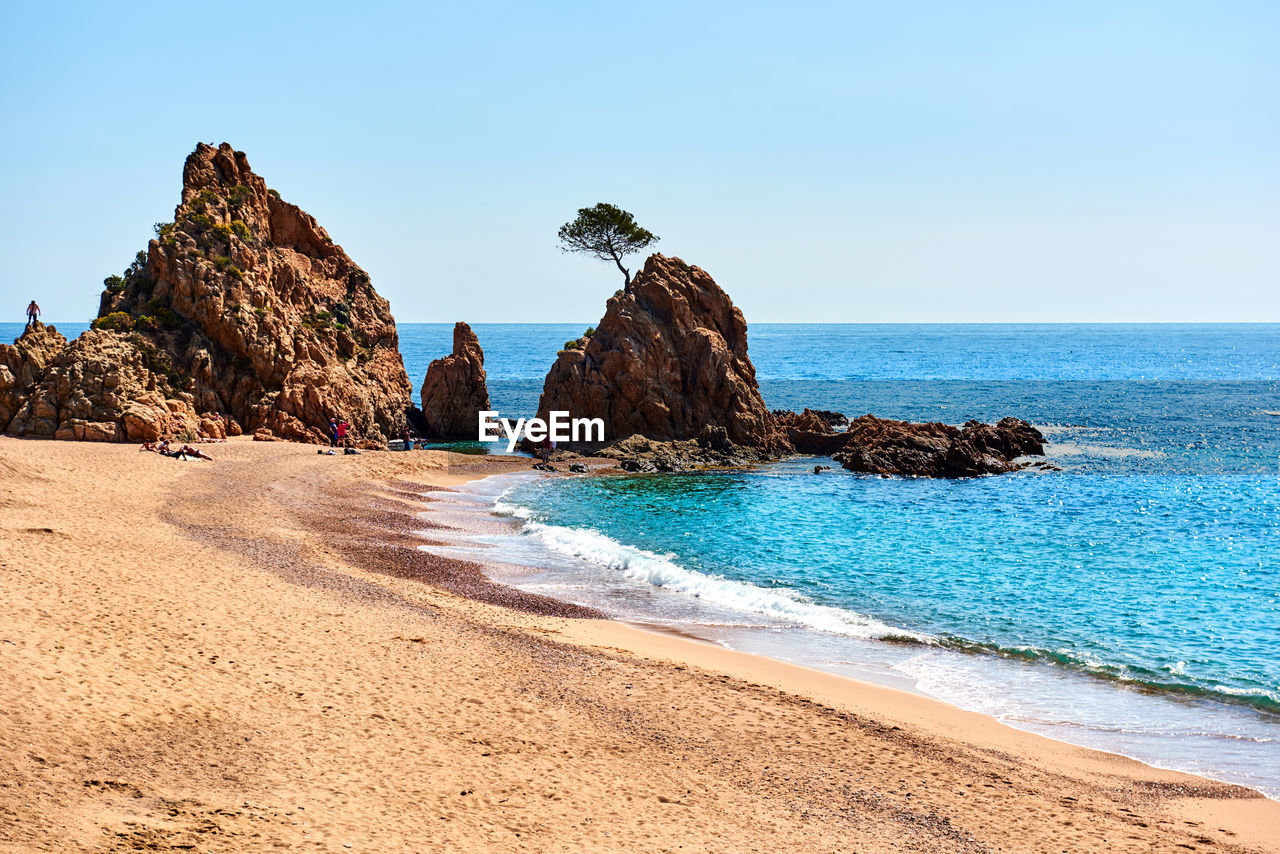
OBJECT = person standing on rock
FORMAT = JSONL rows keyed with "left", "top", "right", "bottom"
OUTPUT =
{"left": 25, "top": 300, "right": 40, "bottom": 329}
{"left": 328, "top": 418, "right": 339, "bottom": 448}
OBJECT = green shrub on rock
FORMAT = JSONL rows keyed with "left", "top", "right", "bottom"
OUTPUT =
{"left": 92, "top": 311, "right": 134, "bottom": 332}
{"left": 228, "top": 184, "right": 252, "bottom": 208}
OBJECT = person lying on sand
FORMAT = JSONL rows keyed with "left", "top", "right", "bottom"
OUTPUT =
{"left": 175, "top": 445, "right": 213, "bottom": 461}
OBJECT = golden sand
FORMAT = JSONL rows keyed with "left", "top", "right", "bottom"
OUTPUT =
{"left": 1, "top": 437, "right": 1276, "bottom": 852}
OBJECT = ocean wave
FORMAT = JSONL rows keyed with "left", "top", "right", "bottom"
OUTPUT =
{"left": 490, "top": 485, "right": 1278, "bottom": 719}
{"left": 936, "top": 636, "right": 1280, "bottom": 716}
{"left": 494, "top": 499, "right": 929, "bottom": 642}
{"left": 1036, "top": 424, "right": 1115, "bottom": 436}
{"left": 1045, "top": 441, "right": 1164, "bottom": 460}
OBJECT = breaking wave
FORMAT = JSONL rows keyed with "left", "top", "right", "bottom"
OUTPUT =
{"left": 494, "top": 498, "right": 929, "bottom": 642}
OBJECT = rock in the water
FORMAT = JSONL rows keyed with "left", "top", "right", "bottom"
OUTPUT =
{"left": 4, "top": 142, "right": 412, "bottom": 445}
{"left": 831, "top": 415, "right": 1045, "bottom": 478}
{"left": 774, "top": 408, "right": 851, "bottom": 455}
{"left": 418, "top": 321, "right": 490, "bottom": 439}
{"left": 534, "top": 254, "right": 790, "bottom": 455}
{"left": 568, "top": 462, "right": 588, "bottom": 473}
{"left": 596, "top": 432, "right": 765, "bottom": 473}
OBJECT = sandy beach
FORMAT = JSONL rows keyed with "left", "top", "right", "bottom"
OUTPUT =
{"left": 2, "top": 436, "right": 1277, "bottom": 853}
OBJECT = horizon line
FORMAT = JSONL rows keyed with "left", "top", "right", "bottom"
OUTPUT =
{"left": 16, "top": 320, "right": 1280, "bottom": 327}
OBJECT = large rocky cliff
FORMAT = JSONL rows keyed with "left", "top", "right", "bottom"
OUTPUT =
{"left": 2, "top": 143, "right": 412, "bottom": 444}
{"left": 534, "top": 254, "right": 789, "bottom": 455}
{"left": 418, "top": 321, "right": 490, "bottom": 439}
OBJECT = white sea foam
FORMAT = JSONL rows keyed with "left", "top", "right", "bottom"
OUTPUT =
{"left": 1037, "top": 424, "right": 1115, "bottom": 436}
{"left": 1045, "top": 441, "right": 1164, "bottom": 459}
{"left": 494, "top": 498, "right": 928, "bottom": 642}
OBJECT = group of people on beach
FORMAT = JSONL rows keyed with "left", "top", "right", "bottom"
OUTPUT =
{"left": 398, "top": 425, "right": 428, "bottom": 451}
{"left": 140, "top": 440, "right": 214, "bottom": 461}
{"left": 320, "top": 416, "right": 363, "bottom": 455}
{"left": 328, "top": 417, "right": 349, "bottom": 447}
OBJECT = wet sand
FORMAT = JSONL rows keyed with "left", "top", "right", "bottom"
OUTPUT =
{"left": 1, "top": 436, "right": 1277, "bottom": 852}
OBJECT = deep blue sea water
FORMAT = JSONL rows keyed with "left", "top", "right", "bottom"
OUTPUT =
{"left": 11, "top": 320, "right": 1279, "bottom": 794}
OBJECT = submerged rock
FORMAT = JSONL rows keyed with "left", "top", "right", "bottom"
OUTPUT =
{"left": 418, "top": 321, "right": 490, "bottom": 439}
{"left": 4, "top": 142, "right": 412, "bottom": 445}
{"left": 534, "top": 254, "right": 790, "bottom": 455}
{"left": 831, "top": 415, "right": 1045, "bottom": 478}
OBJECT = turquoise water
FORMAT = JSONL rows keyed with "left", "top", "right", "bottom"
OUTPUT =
{"left": 504, "top": 465, "right": 1279, "bottom": 713}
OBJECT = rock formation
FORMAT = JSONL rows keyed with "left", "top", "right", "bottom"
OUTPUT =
{"left": 0, "top": 323, "right": 66, "bottom": 433}
{"left": 534, "top": 254, "right": 789, "bottom": 456}
{"left": 773, "top": 408, "right": 1046, "bottom": 477}
{"left": 4, "top": 328, "right": 213, "bottom": 442}
{"left": 2, "top": 142, "right": 412, "bottom": 445}
{"left": 773, "top": 408, "right": 852, "bottom": 455}
{"left": 831, "top": 415, "right": 1045, "bottom": 477}
{"left": 418, "top": 322, "right": 490, "bottom": 439}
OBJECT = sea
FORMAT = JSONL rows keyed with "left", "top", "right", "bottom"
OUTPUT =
{"left": 13, "top": 320, "right": 1278, "bottom": 797}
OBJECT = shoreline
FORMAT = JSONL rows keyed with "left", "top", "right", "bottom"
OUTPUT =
{"left": 3, "top": 436, "right": 1278, "bottom": 852}
{"left": 420, "top": 467, "right": 1280, "bottom": 802}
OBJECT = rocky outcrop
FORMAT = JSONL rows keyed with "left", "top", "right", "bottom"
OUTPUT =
{"left": 534, "top": 254, "right": 789, "bottom": 454}
{"left": 595, "top": 425, "right": 776, "bottom": 472}
{"left": 4, "top": 142, "right": 412, "bottom": 445}
{"left": 831, "top": 415, "right": 1045, "bottom": 478}
{"left": 773, "top": 408, "right": 852, "bottom": 455}
{"left": 418, "top": 322, "right": 490, "bottom": 439}
{"left": 772, "top": 408, "right": 1045, "bottom": 477}
{"left": 0, "top": 323, "right": 66, "bottom": 432}
{"left": 5, "top": 329, "right": 217, "bottom": 442}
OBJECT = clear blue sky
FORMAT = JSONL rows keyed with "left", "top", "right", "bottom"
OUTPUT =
{"left": 2, "top": 1, "right": 1276, "bottom": 323}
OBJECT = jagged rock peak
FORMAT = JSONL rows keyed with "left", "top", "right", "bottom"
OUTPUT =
{"left": 535, "top": 254, "right": 790, "bottom": 454}
{"left": 418, "top": 321, "right": 490, "bottom": 439}
{"left": 5, "top": 142, "right": 413, "bottom": 445}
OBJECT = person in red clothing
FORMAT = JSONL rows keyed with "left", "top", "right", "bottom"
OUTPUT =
{"left": 335, "top": 418, "right": 349, "bottom": 447}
